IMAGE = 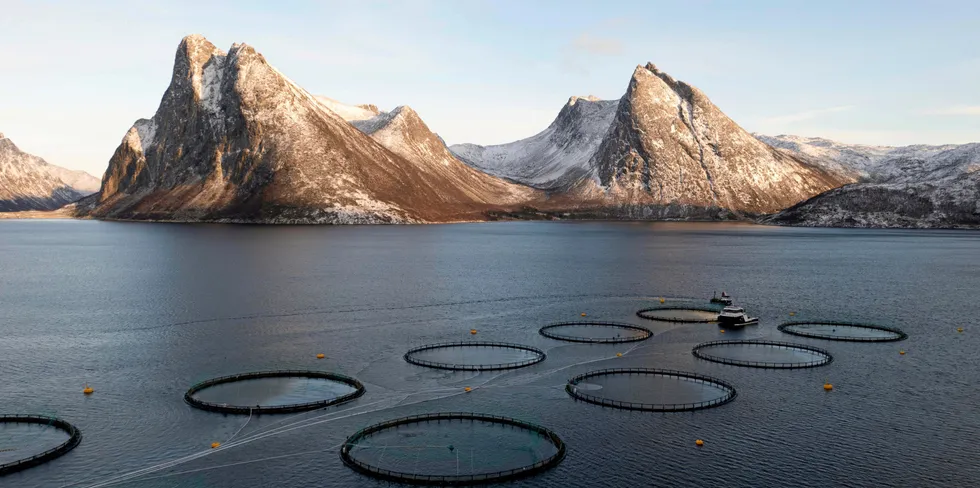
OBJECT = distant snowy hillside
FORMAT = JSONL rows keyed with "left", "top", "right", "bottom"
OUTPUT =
{"left": 449, "top": 96, "right": 618, "bottom": 190}
{"left": 761, "top": 135, "right": 980, "bottom": 228}
{"left": 0, "top": 133, "right": 100, "bottom": 211}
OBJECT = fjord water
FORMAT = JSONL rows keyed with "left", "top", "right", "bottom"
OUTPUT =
{"left": 1, "top": 220, "right": 978, "bottom": 487}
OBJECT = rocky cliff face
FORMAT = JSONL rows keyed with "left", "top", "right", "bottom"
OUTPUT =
{"left": 762, "top": 136, "right": 980, "bottom": 228}
{"left": 78, "top": 35, "right": 535, "bottom": 223}
{"left": 0, "top": 133, "right": 100, "bottom": 211}
{"left": 582, "top": 64, "right": 847, "bottom": 216}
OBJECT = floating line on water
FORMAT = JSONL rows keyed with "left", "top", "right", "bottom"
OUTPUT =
{"left": 75, "top": 343, "right": 643, "bottom": 488}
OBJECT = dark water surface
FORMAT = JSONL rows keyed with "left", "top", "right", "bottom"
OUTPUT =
{"left": 1, "top": 220, "right": 978, "bottom": 487}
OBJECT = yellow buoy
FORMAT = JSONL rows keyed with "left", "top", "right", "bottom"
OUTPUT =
{"left": 581, "top": 313, "right": 587, "bottom": 317}
{"left": 823, "top": 383, "right": 833, "bottom": 391}
{"left": 957, "top": 327, "right": 964, "bottom": 333}
{"left": 464, "top": 387, "right": 472, "bottom": 392}
{"left": 789, "top": 311, "right": 796, "bottom": 317}
{"left": 695, "top": 439, "right": 704, "bottom": 447}
{"left": 616, "top": 353, "right": 623, "bottom": 357}
{"left": 470, "top": 329, "right": 477, "bottom": 335}
{"left": 720, "top": 329, "right": 726, "bottom": 333}
{"left": 316, "top": 353, "right": 325, "bottom": 359}
{"left": 82, "top": 385, "right": 94, "bottom": 395}
{"left": 211, "top": 442, "right": 221, "bottom": 449}
{"left": 899, "top": 350, "right": 906, "bottom": 355}
{"left": 659, "top": 297, "right": 665, "bottom": 304}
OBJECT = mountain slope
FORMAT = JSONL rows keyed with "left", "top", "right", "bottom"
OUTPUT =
{"left": 584, "top": 63, "right": 848, "bottom": 215}
{"left": 77, "top": 35, "right": 535, "bottom": 224}
{"left": 762, "top": 136, "right": 980, "bottom": 228}
{"left": 0, "top": 133, "right": 100, "bottom": 211}
{"left": 449, "top": 96, "right": 618, "bottom": 190}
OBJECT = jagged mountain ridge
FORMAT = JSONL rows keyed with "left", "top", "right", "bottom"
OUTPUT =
{"left": 0, "top": 133, "right": 100, "bottom": 211}
{"left": 760, "top": 135, "right": 980, "bottom": 228}
{"left": 77, "top": 35, "right": 535, "bottom": 223}
{"left": 313, "top": 99, "right": 540, "bottom": 204}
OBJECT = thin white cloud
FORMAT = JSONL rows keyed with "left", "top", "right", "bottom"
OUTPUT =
{"left": 761, "top": 105, "right": 855, "bottom": 124}
{"left": 928, "top": 105, "right": 980, "bottom": 115}
{"left": 572, "top": 33, "right": 623, "bottom": 55}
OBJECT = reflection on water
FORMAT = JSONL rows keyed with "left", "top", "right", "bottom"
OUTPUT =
{"left": 0, "top": 423, "right": 69, "bottom": 464}
{"left": 349, "top": 419, "right": 557, "bottom": 476}
{"left": 410, "top": 346, "right": 540, "bottom": 366}
{"left": 583, "top": 374, "right": 730, "bottom": 405}
{"left": 192, "top": 377, "right": 357, "bottom": 407}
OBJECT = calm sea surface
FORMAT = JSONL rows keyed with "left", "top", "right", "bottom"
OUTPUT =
{"left": 1, "top": 220, "right": 978, "bottom": 487}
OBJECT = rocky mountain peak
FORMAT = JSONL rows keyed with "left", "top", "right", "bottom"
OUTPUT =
{"left": 568, "top": 95, "right": 601, "bottom": 106}
{"left": 81, "top": 35, "right": 537, "bottom": 223}
{"left": 585, "top": 62, "right": 848, "bottom": 214}
{"left": 356, "top": 104, "right": 381, "bottom": 115}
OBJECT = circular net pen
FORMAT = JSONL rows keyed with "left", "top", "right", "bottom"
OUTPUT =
{"left": 184, "top": 370, "right": 365, "bottom": 414}
{"left": 636, "top": 305, "right": 721, "bottom": 323}
{"left": 778, "top": 321, "right": 908, "bottom": 342}
{"left": 565, "top": 368, "right": 737, "bottom": 412}
{"left": 539, "top": 321, "right": 653, "bottom": 344}
{"left": 404, "top": 342, "right": 546, "bottom": 371}
{"left": 340, "top": 412, "right": 566, "bottom": 486}
{"left": 0, "top": 415, "right": 82, "bottom": 475}
{"left": 692, "top": 340, "right": 833, "bottom": 369}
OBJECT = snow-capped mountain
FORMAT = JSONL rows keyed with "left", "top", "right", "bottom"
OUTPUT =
{"left": 452, "top": 64, "right": 849, "bottom": 217}
{"left": 449, "top": 95, "right": 618, "bottom": 190}
{"left": 761, "top": 135, "right": 980, "bottom": 228}
{"left": 0, "top": 133, "right": 100, "bottom": 211}
{"left": 77, "top": 35, "right": 535, "bottom": 224}
{"left": 586, "top": 63, "right": 847, "bottom": 215}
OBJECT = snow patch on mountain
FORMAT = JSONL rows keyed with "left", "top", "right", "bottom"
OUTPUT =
{"left": 314, "top": 96, "right": 382, "bottom": 122}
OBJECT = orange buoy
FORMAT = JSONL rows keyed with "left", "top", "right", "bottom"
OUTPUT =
{"left": 616, "top": 352, "right": 623, "bottom": 357}
{"left": 823, "top": 383, "right": 833, "bottom": 391}
{"left": 470, "top": 329, "right": 477, "bottom": 335}
{"left": 720, "top": 329, "right": 726, "bottom": 333}
{"left": 899, "top": 350, "right": 906, "bottom": 355}
{"left": 957, "top": 327, "right": 964, "bottom": 333}
{"left": 316, "top": 353, "right": 325, "bottom": 359}
{"left": 695, "top": 439, "right": 704, "bottom": 447}
{"left": 464, "top": 387, "right": 472, "bottom": 392}
{"left": 581, "top": 313, "right": 587, "bottom": 317}
{"left": 82, "top": 385, "right": 94, "bottom": 395}
{"left": 659, "top": 297, "right": 665, "bottom": 304}
{"left": 211, "top": 442, "right": 221, "bottom": 449}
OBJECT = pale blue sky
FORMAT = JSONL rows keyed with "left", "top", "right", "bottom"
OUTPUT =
{"left": 1, "top": 0, "right": 978, "bottom": 177}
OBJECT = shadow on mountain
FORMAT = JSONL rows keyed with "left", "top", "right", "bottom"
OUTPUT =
{"left": 0, "top": 186, "right": 84, "bottom": 212}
